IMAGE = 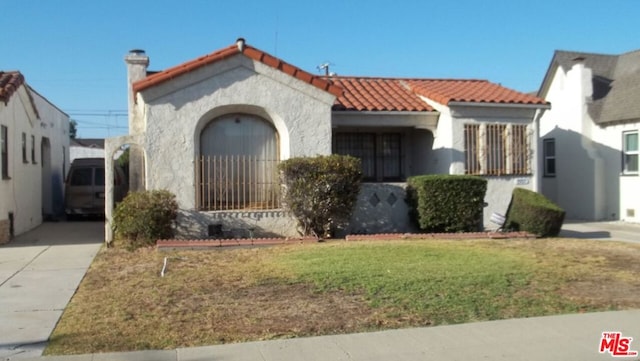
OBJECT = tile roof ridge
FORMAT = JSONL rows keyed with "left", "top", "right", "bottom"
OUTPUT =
{"left": 328, "top": 75, "right": 489, "bottom": 82}
{"left": 133, "top": 40, "right": 342, "bottom": 97}
{"left": 241, "top": 44, "right": 342, "bottom": 96}
{"left": 132, "top": 45, "right": 238, "bottom": 92}
{"left": 0, "top": 70, "right": 26, "bottom": 104}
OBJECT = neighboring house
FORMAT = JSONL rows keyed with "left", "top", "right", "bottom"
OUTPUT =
{"left": 104, "top": 39, "right": 549, "bottom": 242}
{"left": 0, "top": 71, "right": 70, "bottom": 243}
{"left": 537, "top": 50, "right": 640, "bottom": 223}
{"left": 70, "top": 138, "right": 105, "bottom": 162}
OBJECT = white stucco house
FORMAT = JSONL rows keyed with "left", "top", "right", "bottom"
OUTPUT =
{"left": 0, "top": 71, "right": 70, "bottom": 243}
{"left": 70, "top": 138, "right": 105, "bottom": 162}
{"left": 537, "top": 49, "right": 640, "bottom": 223}
{"left": 105, "top": 38, "right": 549, "bottom": 242}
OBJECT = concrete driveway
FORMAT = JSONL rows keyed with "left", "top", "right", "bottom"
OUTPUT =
{"left": 560, "top": 220, "right": 640, "bottom": 243}
{"left": 0, "top": 221, "right": 103, "bottom": 360}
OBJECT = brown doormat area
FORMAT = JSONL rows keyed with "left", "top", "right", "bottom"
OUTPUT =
{"left": 156, "top": 231, "right": 536, "bottom": 250}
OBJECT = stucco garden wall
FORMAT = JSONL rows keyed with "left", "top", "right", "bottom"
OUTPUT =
{"left": 174, "top": 210, "right": 299, "bottom": 239}
{"left": 483, "top": 176, "right": 534, "bottom": 227}
{"left": 347, "top": 183, "right": 416, "bottom": 235}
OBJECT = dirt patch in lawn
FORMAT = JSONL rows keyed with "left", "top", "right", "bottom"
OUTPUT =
{"left": 183, "top": 282, "right": 394, "bottom": 342}
{"left": 542, "top": 240, "right": 640, "bottom": 308}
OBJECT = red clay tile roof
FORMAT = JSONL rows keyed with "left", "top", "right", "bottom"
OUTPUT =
{"left": 133, "top": 43, "right": 343, "bottom": 97}
{"left": 0, "top": 71, "right": 25, "bottom": 104}
{"left": 132, "top": 40, "right": 546, "bottom": 110}
{"left": 405, "top": 79, "right": 548, "bottom": 106}
{"left": 330, "top": 77, "right": 435, "bottom": 112}
{"left": 330, "top": 77, "right": 548, "bottom": 112}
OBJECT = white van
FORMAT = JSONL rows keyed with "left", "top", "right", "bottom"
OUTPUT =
{"left": 64, "top": 158, "right": 127, "bottom": 218}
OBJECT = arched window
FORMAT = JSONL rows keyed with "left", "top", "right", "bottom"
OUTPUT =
{"left": 197, "top": 113, "right": 280, "bottom": 210}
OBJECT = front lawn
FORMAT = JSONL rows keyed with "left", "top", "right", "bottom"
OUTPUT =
{"left": 46, "top": 238, "right": 640, "bottom": 355}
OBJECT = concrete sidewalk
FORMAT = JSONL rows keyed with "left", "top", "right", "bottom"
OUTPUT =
{"left": 0, "top": 221, "right": 103, "bottom": 360}
{"left": 21, "top": 310, "right": 640, "bottom": 361}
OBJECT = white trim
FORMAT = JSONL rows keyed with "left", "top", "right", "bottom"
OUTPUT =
{"left": 332, "top": 111, "right": 439, "bottom": 130}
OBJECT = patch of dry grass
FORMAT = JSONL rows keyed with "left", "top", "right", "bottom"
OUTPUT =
{"left": 45, "top": 238, "right": 640, "bottom": 355}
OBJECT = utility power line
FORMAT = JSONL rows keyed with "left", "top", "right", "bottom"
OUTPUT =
{"left": 66, "top": 109, "right": 129, "bottom": 138}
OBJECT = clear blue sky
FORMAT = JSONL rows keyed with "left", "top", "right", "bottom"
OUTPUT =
{"left": 2, "top": 0, "right": 638, "bottom": 138}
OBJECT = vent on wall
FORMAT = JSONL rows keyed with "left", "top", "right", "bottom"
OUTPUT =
{"left": 627, "top": 209, "right": 635, "bottom": 218}
{"left": 208, "top": 224, "right": 224, "bottom": 238}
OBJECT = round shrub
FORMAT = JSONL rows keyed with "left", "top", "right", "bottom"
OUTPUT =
{"left": 113, "top": 190, "right": 178, "bottom": 250}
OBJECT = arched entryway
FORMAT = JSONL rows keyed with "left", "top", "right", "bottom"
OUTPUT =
{"left": 197, "top": 113, "right": 280, "bottom": 210}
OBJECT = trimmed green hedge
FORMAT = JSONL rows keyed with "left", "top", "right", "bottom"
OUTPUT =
{"left": 505, "top": 188, "right": 565, "bottom": 237}
{"left": 279, "top": 155, "right": 362, "bottom": 238}
{"left": 407, "top": 175, "right": 487, "bottom": 233}
{"left": 113, "top": 190, "right": 178, "bottom": 250}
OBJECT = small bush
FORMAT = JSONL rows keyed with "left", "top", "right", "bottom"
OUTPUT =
{"left": 505, "top": 188, "right": 565, "bottom": 237}
{"left": 113, "top": 190, "right": 178, "bottom": 250}
{"left": 279, "top": 155, "right": 362, "bottom": 238}
{"left": 407, "top": 175, "right": 487, "bottom": 233}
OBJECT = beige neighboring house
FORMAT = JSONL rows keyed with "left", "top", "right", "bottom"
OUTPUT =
{"left": 104, "top": 38, "right": 549, "bottom": 242}
{"left": 538, "top": 49, "right": 640, "bottom": 223}
{"left": 0, "top": 71, "right": 70, "bottom": 243}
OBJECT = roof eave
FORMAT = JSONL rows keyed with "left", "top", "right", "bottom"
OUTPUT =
{"left": 131, "top": 43, "right": 343, "bottom": 98}
{"left": 332, "top": 110, "right": 439, "bottom": 115}
{"left": 132, "top": 46, "right": 239, "bottom": 93}
{"left": 596, "top": 117, "right": 640, "bottom": 126}
{"left": 447, "top": 101, "right": 551, "bottom": 110}
{"left": 537, "top": 58, "right": 561, "bottom": 99}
